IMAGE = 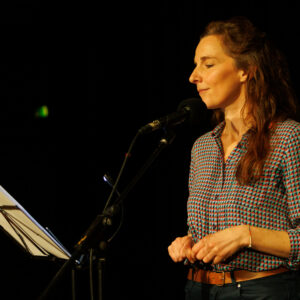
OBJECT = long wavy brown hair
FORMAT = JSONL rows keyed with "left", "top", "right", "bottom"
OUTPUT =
{"left": 200, "top": 17, "right": 298, "bottom": 184}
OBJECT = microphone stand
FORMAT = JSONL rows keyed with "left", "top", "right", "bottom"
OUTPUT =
{"left": 38, "top": 129, "right": 176, "bottom": 300}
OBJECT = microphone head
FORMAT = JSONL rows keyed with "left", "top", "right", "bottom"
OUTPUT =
{"left": 177, "top": 98, "right": 212, "bottom": 133}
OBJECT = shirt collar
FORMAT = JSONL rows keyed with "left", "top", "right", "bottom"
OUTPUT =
{"left": 211, "top": 121, "right": 225, "bottom": 138}
{"left": 210, "top": 120, "right": 251, "bottom": 150}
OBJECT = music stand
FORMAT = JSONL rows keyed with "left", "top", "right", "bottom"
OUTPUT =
{"left": 0, "top": 185, "right": 71, "bottom": 260}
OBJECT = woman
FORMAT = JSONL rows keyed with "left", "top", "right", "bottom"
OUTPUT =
{"left": 168, "top": 17, "right": 300, "bottom": 299}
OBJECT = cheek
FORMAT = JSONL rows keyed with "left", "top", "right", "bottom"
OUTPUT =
{"left": 207, "top": 69, "right": 240, "bottom": 93}
{"left": 205, "top": 71, "right": 219, "bottom": 86}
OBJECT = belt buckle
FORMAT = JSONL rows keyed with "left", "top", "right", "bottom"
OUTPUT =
{"left": 215, "top": 271, "right": 226, "bottom": 286}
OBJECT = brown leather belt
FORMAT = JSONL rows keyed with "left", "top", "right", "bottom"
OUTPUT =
{"left": 187, "top": 267, "right": 289, "bottom": 286}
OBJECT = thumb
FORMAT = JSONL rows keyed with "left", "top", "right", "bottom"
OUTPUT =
{"left": 185, "top": 247, "right": 196, "bottom": 264}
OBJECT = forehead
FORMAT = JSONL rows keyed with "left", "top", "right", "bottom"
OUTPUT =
{"left": 195, "top": 35, "right": 229, "bottom": 61}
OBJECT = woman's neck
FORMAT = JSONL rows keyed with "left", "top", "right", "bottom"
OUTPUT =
{"left": 222, "top": 105, "right": 252, "bottom": 140}
{"left": 223, "top": 117, "right": 250, "bottom": 139}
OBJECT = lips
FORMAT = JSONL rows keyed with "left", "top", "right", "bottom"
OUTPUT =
{"left": 198, "top": 88, "right": 209, "bottom": 93}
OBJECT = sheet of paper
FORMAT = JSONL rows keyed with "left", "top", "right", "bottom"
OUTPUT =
{"left": 0, "top": 186, "right": 71, "bottom": 260}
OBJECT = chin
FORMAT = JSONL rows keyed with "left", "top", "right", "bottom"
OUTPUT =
{"left": 201, "top": 95, "right": 229, "bottom": 110}
{"left": 201, "top": 98, "right": 221, "bottom": 110}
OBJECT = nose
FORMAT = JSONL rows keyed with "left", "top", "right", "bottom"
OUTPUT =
{"left": 189, "top": 66, "right": 202, "bottom": 84}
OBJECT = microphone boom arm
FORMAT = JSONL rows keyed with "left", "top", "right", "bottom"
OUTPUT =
{"left": 38, "top": 129, "right": 176, "bottom": 300}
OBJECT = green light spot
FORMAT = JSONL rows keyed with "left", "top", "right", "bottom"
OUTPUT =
{"left": 35, "top": 105, "right": 49, "bottom": 118}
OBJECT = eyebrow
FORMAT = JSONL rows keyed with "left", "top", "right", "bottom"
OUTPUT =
{"left": 194, "top": 56, "right": 217, "bottom": 64}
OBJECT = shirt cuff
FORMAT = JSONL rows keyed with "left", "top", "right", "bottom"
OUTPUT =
{"left": 287, "top": 228, "right": 300, "bottom": 269}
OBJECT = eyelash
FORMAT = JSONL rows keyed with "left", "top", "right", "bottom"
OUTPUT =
{"left": 205, "top": 64, "right": 214, "bottom": 68}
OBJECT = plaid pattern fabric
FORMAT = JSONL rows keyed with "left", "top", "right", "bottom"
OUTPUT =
{"left": 187, "top": 119, "right": 300, "bottom": 271}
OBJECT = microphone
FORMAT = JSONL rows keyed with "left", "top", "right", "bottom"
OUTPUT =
{"left": 138, "top": 98, "right": 206, "bottom": 135}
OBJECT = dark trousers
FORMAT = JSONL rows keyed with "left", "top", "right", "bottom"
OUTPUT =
{"left": 185, "top": 271, "right": 300, "bottom": 300}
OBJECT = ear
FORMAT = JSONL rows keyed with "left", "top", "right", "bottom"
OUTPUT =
{"left": 238, "top": 69, "right": 249, "bottom": 83}
{"left": 239, "top": 65, "right": 257, "bottom": 82}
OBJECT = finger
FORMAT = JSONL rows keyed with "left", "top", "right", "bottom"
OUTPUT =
{"left": 185, "top": 248, "right": 196, "bottom": 264}
{"left": 197, "top": 240, "right": 212, "bottom": 260}
{"left": 168, "top": 244, "right": 180, "bottom": 262}
{"left": 213, "top": 252, "right": 231, "bottom": 265}
{"left": 204, "top": 246, "right": 232, "bottom": 265}
{"left": 202, "top": 245, "right": 222, "bottom": 264}
{"left": 212, "top": 255, "right": 225, "bottom": 265}
{"left": 169, "top": 243, "right": 187, "bottom": 262}
{"left": 194, "top": 246, "right": 209, "bottom": 261}
{"left": 181, "top": 239, "right": 192, "bottom": 256}
{"left": 191, "top": 240, "right": 204, "bottom": 256}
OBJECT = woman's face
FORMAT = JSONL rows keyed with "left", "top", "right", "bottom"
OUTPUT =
{"left": 189, "top": 35, "right": 248, "bottom": 111}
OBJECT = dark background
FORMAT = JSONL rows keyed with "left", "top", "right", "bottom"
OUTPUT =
{"left": 1, "top": 1, "right": 299, "bottom": 299}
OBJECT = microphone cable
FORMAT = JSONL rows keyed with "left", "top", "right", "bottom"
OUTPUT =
{"left": 102, "top": 174, "right": 123, "bottom": 243}
{"left": 103, "top": 130, "right": 141, "bottom": 212}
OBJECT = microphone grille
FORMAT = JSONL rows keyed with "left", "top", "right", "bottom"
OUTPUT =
{"left": 177, "top": 97, "right": 212, "bottom": 133}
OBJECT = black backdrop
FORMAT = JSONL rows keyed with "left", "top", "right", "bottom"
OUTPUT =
{"left": 1, "top": 1, "right": 300, "bottom": 299}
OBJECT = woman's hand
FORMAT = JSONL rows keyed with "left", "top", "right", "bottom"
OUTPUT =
{"left": 169, "top": 225, "right": 291, "bottom": 266}
{"left": 191, "top": 225, "right": 249, "bottom": 264}
{"left": 168, "top": 235, "right": 195, "bottom": 263}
